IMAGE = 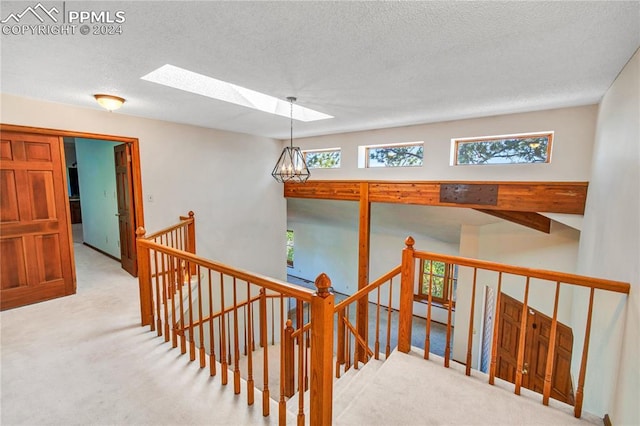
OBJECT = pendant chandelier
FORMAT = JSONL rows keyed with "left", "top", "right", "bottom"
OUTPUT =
{"left": 271, "top": 97, "right": 310, "bottom": 183}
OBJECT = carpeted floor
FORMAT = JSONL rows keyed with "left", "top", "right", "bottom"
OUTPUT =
{"left": 1, "top": 245, "right": 602, "bottom": 425}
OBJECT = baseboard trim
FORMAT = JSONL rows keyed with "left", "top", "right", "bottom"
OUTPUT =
{"left": 604, "top": 414, "right": 612, "bottom": 426}
{"left": 82, "top": 242, "right": 121, "bottom": 263}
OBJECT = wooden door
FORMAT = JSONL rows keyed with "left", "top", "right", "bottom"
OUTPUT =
{"left": 114, "top": 144, "right": 137, "bottom": 276}
{"left": 526, "top": 307, "right": 575, "bottom": 404}
{"left": 0, "top": 131, "right": 75, "bottom": 310}
{"left": 495, "top": 293, "right": 574, "bottom": 405}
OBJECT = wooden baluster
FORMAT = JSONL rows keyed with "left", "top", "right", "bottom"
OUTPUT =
{"left": 489, "top": 272, "right": 503, "bottom": 385}
{"left": 233, "top": 278, "right": 241, "bottom": 395}
{"left": 336, "top": 307, "right": 345, "bottom": 378}
{"left": 466, "top": 268, "right": 478, "bottom": 376}
{"left": 444, "top": 263, "right": 454, "bottom": 368}
{"left": 345, "top": 305, "right": 352, "bottom": 372}
{"left": 386, "top": 279, "right": 393, "bottom": 359}
{"left": 135, "top": 227, "right": 153, "bottom": 328}
{"left": 162, "top": 252, "right": 170, "bottom": 342}
{"left": 197, "top": 265, "right": 205, "bottom": 368}
{"left": 177, "top": 259, "right": 186, "bottom": 355}
{"left": 219, "top": 272, "right": 228, "bottom": 385}
{"left": 244, "top": 303, "right": 248, "bottom": 356}
{"left": 425, "top": 259, "right": 433, "bottom": 360}
{"left": 574, "top": 287, "right": 595, "bottom": 418}
{"left": 271, "top": 297, "right": 275, "bottom": 346}
{"left": 542, "top": 282, "right": 561, "bottom": 405}
{"left": 283, "top": 319, "right": 295, "bottom": 397}
{"left": 399, "top": 236, "right": 416, "bottom": 353}
{"left": 170, "top": 228, "right": 174, "bottom": 250}
{"left": 260, "top": 289, "right": 270, "bottom": 416}
{"left": 170, "top": 256, "right": 178, "bottom": 348}
{"left": 187, "top": 261, "right": 196, "bottom": 361}
{"left": 153, "top": 250, "right": 162, "bottom": 336}
{"left": 208, "top": 269, "right": 216, "bottom": 377}
{"left": 305, "top": 327, "right": 310, "bottom": 391}
{"left": 251, "top": 299, "right": 256, "bottom": 352}
{"left": 514, "top": 277, "right": 531, "bottom": 393}
{"left": 375, "top": 285, "right": 381, "bottom": 360}
{"left": 246, "top": 282, "right": 255, "bottom": 405}
{"left": 279, "top": 295, "right": 287, "bottom": 426}
{"left": 309, "top": 273, "right": 334, "bottom": 426}
{"left": 227, "top": 312, "right": 232, "bottom": 366}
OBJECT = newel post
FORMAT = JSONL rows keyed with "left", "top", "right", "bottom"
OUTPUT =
{"left": 398, "top": 236, "right": 416, "bottom": 353}
{"left": 136, "top": 227, "right": 154, "bottom": 328}
{"left": 186, "top": 211, "right": 196, "bottom": 254}
{"left": 310, "top": 273, "right": 334, "bottom": 426}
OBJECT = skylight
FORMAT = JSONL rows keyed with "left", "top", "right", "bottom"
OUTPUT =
{"left": 141, "top": 64, "right": 333, "bottom": 122}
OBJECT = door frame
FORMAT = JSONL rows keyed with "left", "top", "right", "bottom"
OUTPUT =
{"left": 0, "top": 123, "right": 145, "bottom": 277}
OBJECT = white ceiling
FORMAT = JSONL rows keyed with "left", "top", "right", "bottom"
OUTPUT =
{"left": 1, "top": 1, "right": 638, "bottom": 139}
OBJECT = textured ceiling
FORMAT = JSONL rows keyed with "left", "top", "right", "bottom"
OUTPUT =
{"left": 1, "top": 1, "right": 639, "bottom": 139}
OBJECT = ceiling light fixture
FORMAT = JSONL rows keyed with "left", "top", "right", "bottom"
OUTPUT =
{"left": 141, "top": 64, "right": 333, "bottom": 121}
{"left": 271, "top": 97, "right": 310, "bottom": 183}
{"left": 94, "top": 94, "right": 125, "bottom": 111}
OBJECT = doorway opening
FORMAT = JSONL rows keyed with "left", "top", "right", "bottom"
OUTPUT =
{"left": 63, "top": 137, "right": 138, "bottom": 276}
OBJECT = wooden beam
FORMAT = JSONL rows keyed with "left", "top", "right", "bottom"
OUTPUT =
{"left": 284, "top": 180, "right": 360, "bottom": 201}
{"left": 357, "top": 182, "right": 370, "bottom": 363}
{"left": 475, "top": 209, "right": 552, "bottom": 233}
{"left": 284, "top": 180, "right": 588, "bottom": 214}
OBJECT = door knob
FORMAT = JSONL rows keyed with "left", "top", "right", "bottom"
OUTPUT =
{"left": 522, "top": 362, "right": 529, "bottom": 375}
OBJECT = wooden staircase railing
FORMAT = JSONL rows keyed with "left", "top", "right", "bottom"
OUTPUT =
{"left": 398, "top": 236, "right": 630, "bottom": 419}
{"left": 333, "top": 265, "right": 401, "bottom": 376}
{"left": 136, "top": 212, "right": 334, "bottom": 425}
{"left": 136, "top": 214, "right": 630, "bottom": 424}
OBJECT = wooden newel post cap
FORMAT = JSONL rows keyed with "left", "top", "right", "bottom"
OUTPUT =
{"left": 285, "top": 319, "right": 293, "bottom": 329}
{"left": 188, "top": 211, "right": 195, "bottom": 218}
{"left": 314, "top": 273, "right": 332, "bottom": 298}
{"left": 405, "top": 236, "right": 415, "bottom": 249}
{"left": 136, "top": 227, "right": 146, "bottom": 238}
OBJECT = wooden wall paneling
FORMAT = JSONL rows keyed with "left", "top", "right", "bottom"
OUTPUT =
{"left": 285, "top": 180, "right": 588, "bottom": 215}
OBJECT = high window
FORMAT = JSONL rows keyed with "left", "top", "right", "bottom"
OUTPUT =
{"left": 453, "top": 132, "right": 553, "bottom": 165}
{"left": 360, "top": 142, "right": 424, "bottom": 168}
{"left": 286, "top": 230, "right": 294, "bottom": 267}
{"left": 304, "top": 148, "right": 341, "bottom": 169}
{"left": 417, "top": 260, "right": 457, "bottom": 306}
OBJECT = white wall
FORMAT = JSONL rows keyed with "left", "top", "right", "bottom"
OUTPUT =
{"left": 575, "top": 50, "right": 639, "bottom": 423}
{"left": 294, "top": 105, "right": 597, "bottom": 182}
{"left": 287, "top": 199, "right": 459, "bottom": 323}
{"left": 0, "top": 94, "right": 287, "bottom": 280}
{"left": 75, "top": 138, "right": 121, "bottom": 258}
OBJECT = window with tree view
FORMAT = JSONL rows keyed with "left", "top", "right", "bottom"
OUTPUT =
{"left": 286, "top": 230, "right": 294, "bottom": 267}
{"left": 418, "top": 260, "right": 457, "bottom": 306}
{"left": 364, "top": 142, "right": 423, "bottom": 168}
{"left": 454, "top": 132, "right": 553, "bottom": 165}
{"left": 304, "top": 148, "right": 341, "bottom": 169}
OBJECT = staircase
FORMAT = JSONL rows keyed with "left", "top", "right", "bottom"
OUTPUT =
{"left": 332, "top": 349, "right": 602, "bottom": 426}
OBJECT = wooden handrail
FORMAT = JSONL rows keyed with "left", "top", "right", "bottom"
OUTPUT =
{"left": 138, "top": 239, "right": 315, "bottom": 301}
{"left": 334, "top": 265, "right": 402, "bottom": 312}
{"left": 413, "top": 250, "right": 630, "bottom": 293}
{"left": 143, "top": 218, "right": 193, "bottom": 240}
